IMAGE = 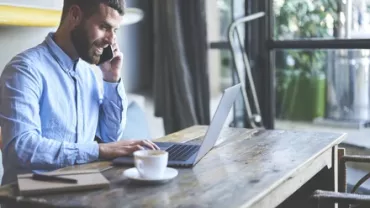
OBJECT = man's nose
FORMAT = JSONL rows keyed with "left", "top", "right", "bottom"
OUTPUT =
{"left": 106, "top": 31, "right": 116, "bottom": 45}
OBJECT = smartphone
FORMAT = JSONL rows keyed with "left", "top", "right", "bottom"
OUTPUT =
{"left": 97, "top": 45, "right": 114, "bottom": 65}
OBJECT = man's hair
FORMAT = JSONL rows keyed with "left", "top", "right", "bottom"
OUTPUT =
{"left": 61, "top": 0, "right": 126, "bottom": 21}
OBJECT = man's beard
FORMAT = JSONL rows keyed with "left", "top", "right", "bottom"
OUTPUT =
{"left": 70, "top": 23, "right": 100, "bottom": 65}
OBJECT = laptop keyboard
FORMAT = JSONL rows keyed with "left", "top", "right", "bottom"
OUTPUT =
{"left": 167, "top": 144, "right": 200, "bottom": 161}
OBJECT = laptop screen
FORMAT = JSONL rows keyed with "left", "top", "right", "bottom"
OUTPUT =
{"left": 193, "top": 84, "right": 241, "bottom": 164}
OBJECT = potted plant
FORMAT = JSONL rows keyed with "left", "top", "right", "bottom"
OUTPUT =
{"left": 275, "top": 0, "right": 339, "bottom": 121}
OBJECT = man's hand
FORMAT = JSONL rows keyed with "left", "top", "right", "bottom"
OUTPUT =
{"left": 100, "top": 42, "right": 123, "bottom": 82}
{"left": 98, "top": 140, "right": 160, "bottom": 159}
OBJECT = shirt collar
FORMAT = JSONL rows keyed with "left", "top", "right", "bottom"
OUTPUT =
{"left": 45, "top": 32, "right": 78, "bottom": 72}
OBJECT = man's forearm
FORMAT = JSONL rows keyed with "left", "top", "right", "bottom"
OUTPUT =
{"left": 98, "top": 80, "right": 127, "bottom": 142}
{"left": 9, "top": 132, "right": 99, "bottom": 170}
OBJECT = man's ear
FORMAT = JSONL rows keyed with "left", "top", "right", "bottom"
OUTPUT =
{"left": 68, "top": 5, "right": 83, "bottom": 27}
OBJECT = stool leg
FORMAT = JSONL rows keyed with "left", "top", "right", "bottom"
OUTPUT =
{"left": 338, "top": 148, "right": 347, "bottom": 208}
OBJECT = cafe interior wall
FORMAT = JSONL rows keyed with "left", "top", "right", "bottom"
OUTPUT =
{"left": 0, "top": 26, "right": 53, "bottom": 73}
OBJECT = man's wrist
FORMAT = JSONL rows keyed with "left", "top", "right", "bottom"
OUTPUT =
{"left": 98, "top": 143, "right": 107, "bottom": 159}
{"left": 103, "top": 77, "right": 121, "bottom": 83}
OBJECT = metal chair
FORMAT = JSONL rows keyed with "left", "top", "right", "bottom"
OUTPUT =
{"left": 312, "top": 149, "right": 370, "bottom": 208}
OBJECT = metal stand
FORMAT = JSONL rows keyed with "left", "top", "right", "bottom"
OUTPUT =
{"left": 227, "top": 12, "right": 265, "bottom": 129}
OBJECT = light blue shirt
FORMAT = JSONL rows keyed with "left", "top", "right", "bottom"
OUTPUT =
{"left": 0, "top": 33, "right": 127, "bottom": 184}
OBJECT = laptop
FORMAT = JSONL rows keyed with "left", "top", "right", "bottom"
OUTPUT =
{"left": 112, "top": 83, "right": 242, "bottom": 168}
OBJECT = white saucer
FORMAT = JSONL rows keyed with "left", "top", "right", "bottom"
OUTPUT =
{"left": 123, "top": 167, "right": 178, "bottom": 184}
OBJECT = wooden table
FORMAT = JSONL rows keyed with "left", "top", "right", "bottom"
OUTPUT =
{"left": 0, "top": 125, "right": 346, "bottom": 208}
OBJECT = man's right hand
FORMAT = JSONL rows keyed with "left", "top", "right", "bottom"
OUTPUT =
{"left": 98, "top": 140, "right": 160, "bottom": 159}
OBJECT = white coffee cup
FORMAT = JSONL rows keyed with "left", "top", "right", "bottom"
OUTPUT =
{"left": 133, "top": 150, "right": 168, "bottom": 179}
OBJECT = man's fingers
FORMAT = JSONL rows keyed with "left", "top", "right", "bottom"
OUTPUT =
{"left": 111, "top": 52, "right": 123, "bottom": 64}
{"left": 136, "top": 145, "right": 144, "bottom": 151}
{"left": 149, "top": 140, "right": 160, "bottom": 150}
{"left": 111, "top": 43, "right": 120, "bottom": 54}
{"left": 119, "top": 145, "right": 143, "bottom": 155}
{"left": 140, "top": 140, "right": 156, "bottom": 150}
{"left": 111, "top": 42, "right": 118, "bottom": 50}
{"left": 115, "top": 140, "right": 161, "bottom": 157}
{"left": 141, "top": 140, "right": 160, "bottom": 150}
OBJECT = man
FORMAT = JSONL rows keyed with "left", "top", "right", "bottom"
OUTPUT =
{"left": 0, "top": 0, "right": 158, "bottom": 185}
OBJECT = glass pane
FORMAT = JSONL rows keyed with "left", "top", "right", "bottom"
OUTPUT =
{"left": 217, "top": 0, "right": 246, "bottom": 91}
{"left": 215, "top": 0, "right": 246, "bottom": 127}
{"left": 275, "top": 49, "right": 370, "bottom": 125}
{"left": 274, "top": 0, "right": 370, "bottom": 40}
{"left": 233, "top": 0, "right": 245, "bottom": 19}
{"left": 218, "top": 0, "right": 245, "bottom": 41}
{"left": 218, "top": 0, "right": 233, "bottom": 41}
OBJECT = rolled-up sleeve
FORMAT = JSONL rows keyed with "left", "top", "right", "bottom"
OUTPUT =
{"left": 0, "top": 61, "right": 99, "bottom": 170}
{"left": 96, "top": 79, "right": 127, "bottom": 142}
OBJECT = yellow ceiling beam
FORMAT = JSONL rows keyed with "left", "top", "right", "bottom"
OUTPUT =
{"left": 0, "top": 4, "right": 144, "bottom": 27}
{"left": 0, "top": 5, "right": 61, "bottom": 27}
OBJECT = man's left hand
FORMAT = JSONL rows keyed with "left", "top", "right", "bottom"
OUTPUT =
{"left": 100, "top": 43, "right": 123, "bottom": 82}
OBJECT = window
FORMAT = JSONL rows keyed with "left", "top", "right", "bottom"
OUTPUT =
{"left": 260, "top": 0, "right": 370, "bottom": 128}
